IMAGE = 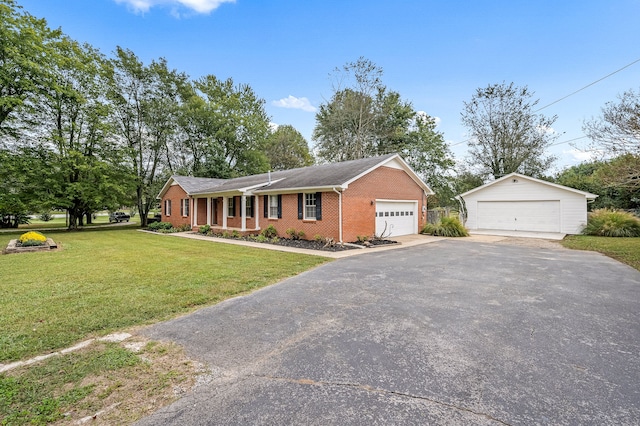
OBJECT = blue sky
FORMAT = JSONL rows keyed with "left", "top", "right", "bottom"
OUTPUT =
{"left": 17, "top": 0, "right": 640, "bottom": 172}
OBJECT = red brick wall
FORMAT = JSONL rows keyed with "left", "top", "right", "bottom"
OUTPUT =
{"left": 161, "top": 185, "right": 191, "bottom": 227}
{"left": 260, "top": 192, "right": 340, "bottom": 241}
{"left": 341, "top": 166, "right": 427, "bottom": 241}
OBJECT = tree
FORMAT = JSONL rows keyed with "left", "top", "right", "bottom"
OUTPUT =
{"left": 583, "top": 89, "right": 640, "bottom": 196}
{"left": 461, "top": 82, "right": 558, "bottom": 179}
{"left": 108, "top": 48, "right": 187, "bottom": 227}
{"left": 36, "top": 37, "right": 130, "bottom": 229}
{"left": 0, "top": 146, "right": 55, "bottom": 227}
{"left": 584, "top": 89, "right": 640, "bottom": 156}
{"left": 313, "top": 57, "right": 455, "bottom": 198}
{"left": 556, "top": 156, "right": 639, "bottom": 210}
{"left": 0, "top": 0, "right": 61, "bottom": 135}
{"left": 175, "top": 75, "right": 271, "bottom": 178}
{"left": 263, "top": 125, "right": 314, "bottom": 170}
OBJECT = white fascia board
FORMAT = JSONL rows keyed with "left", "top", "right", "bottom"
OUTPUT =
{"left": 458, "top": 172, "right": 598, "bottom": 199}
{"left": 253, "top": 185, "right": 347, "bottom": 195}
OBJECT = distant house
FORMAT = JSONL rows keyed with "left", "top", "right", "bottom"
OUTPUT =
{"left": 458, "top": 173, "right": 598, "bottom": 235}
{"left": 157, "top": 153, "right": 434, "bottom": 242}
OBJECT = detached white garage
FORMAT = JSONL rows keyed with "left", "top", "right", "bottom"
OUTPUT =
{"left": 458, "top": 173, "right": 598, "bottom": 235}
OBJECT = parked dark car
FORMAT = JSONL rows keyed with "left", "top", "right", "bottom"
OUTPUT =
{"left": 146, "top": 213, "right": 162, "bottom": 224}
{"left": 109, "top": 211, "right": 130, "bottom": 223}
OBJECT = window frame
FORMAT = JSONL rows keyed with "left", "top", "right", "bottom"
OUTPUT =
{"left": 227, "top": 196, "right": 235, "bottom": 217}
{"left": 165, "top": 199, "right": 171, "bottom": 217}
{"left": 304, "top": 193, "right": 317, "bottom": 220}
{"left": 268, "top": 195, "right": 279, "bottom": 219}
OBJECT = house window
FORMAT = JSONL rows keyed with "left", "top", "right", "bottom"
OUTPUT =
{"left": 245, "top": 196, "right": 254, "bottom": 217}
{"left": 164, "top": 199, "right": 171, "bottom": 216}
{"left": 228, "top": 197, "right": 235, "bottom": 217}
{"left": 180, "top": 198, "right": 189, "bottom": 217}
{"left": 269, "top": 195, "right": 279, "bottom": 218}
{"left": 304, "top": 193, "right": 316, "bottom": 220}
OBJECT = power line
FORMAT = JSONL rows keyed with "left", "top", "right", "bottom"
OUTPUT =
{"left": 535, "top": 57, "right": 640, "bottom": 112}
{"left": 548, "top": 135, "right": 589, "bottom": 147}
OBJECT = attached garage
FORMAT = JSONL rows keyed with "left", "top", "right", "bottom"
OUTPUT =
{"left": 375, "top": 200, "right": 418, "bottom": 237}
{"left": 458, "top": 173, "right": 598, "bottom": 235}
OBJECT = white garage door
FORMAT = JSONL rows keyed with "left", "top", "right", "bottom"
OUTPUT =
{"left": 477, "top": 201, "right": 560, "bottom": 232}
{"left": 375, "top": 201, "right": 417, "bottom": 237}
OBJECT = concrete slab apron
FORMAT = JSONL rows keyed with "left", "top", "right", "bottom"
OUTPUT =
{"left": 137, "top": 240, "right": 640, "bottom": 426}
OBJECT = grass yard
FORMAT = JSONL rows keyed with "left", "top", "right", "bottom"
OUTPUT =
{"left": 561, "top": 235, "right": 640, "bottom": 271}
{"left": 0, "top": 228, "right": 328, "bottom": 362}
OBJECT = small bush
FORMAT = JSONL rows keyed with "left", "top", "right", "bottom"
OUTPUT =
{"left": 175, "top": 224, "right": 192, "bottom": 232}
{"left": 583, "top": 209, "right": 640, "bottom": 237}
{"left": 421, "top": 217, "right": 468, "bottom": 237}
{"left": 356, "top": 235, "right": 368, "bottom": 243}
{"left": 286, "top": 228, "right": 305, "bottom": 240}
{"left": 261, "top": 225, "right": 278, "bottom": 239}
{"left": 147, "top": 222, "right": 173, "bottom": 231}
{"left": 38, "top": 211, "right": 53, "bottom": 222}
{"left": 314, "top": 234, "right": 324, "bottom": 242}
{"left": 199, "top": 224, "right": 211, "bottom": 234}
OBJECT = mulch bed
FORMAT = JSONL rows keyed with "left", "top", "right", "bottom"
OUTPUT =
{"left": 201, "top": 233, "right": 398, "bottom": 252}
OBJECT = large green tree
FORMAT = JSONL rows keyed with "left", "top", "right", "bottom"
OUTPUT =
{"left": 313, "top": 57, "right": 454, "bottom": 198}
{"left": 37, "top": 38, "right": 130, "bottom": 229}
{"left": 263, "top": 125, "right": 314, "bottom": 170}
{"left": 0, "top": 0, "right": 61, "bottom": 135}
{"left": 175, "top": 75, "right": 271, "bottom": 178}
{"left": 461, "top": 82, "right": 558, "bottom": 179}
{"left": 108, "top": 48, "right": 188, "bottom": 226}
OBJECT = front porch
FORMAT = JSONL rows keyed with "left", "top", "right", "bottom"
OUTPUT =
{"left": 191, "top": 194, "right": 261, "bottom": 233}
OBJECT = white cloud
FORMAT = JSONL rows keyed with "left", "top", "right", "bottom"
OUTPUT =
{"left": 564, "top": 148, "right": 600, "bottom": 163}
{"left": 414, "top": 111, "right": 441, "bottom": 127}
{"left": 268, "top": 122, "right": 279, "bottom": 132}
{"left": 272, "top": 96, "right": 317, "bottom": 113}
{"left": 114, "top": 0, "right": 235, "bottom": 14}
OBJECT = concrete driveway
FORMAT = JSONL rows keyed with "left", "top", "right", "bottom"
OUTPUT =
{"left": 137, "top": 239, "right": 640, "bottom": 425}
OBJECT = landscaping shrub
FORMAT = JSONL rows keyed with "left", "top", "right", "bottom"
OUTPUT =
{"left": 199, "top": 224, "right": 211, "bottom": 234}
{"left": 421, "top": 217, "right": 468, "bottom": 237}
{"left": 286, "top": 228, "right": 305, "bottom": 240}
{"left": 38, "top": 211, "right": 53, "bottom": 222}
{"left": 582, "top": 209, "right": 640, "bottom": 237}
{"left": 18, "top": 231, "right": 47, "bottom": 246}
{"left": 147, "top": 221, "right": 173, "bottom": 231}
{"left": 261, "top": 225, "right": 278, "bottom": 239}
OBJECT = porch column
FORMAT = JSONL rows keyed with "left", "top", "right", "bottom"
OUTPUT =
{"left": 206, "top": 197, "right": 211, "bottom": 226}
{"left": 193, "top": 198, "right": 198, "bottom": 227}
{"left": 254, "top": 195, "right": 260, "bottom": 230}
{"left": 241, "top": 195, "right": 247, "bottom": 231}
{"left": 222, "top": 197, "right": 228, "bottom": 229}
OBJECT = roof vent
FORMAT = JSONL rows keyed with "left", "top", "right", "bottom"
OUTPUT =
{"left": 512, "top": 179, "right": 519, "bottom": 183}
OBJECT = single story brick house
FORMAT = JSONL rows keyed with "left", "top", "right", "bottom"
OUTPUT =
{"left": 157, "top": 153, "right": 434, "bottom": 242}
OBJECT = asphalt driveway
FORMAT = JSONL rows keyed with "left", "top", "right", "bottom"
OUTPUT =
{"left": 137, "top": 239, "right": 640, "bottom": 425}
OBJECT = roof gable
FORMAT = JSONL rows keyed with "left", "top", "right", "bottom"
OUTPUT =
{"left": 458, "top": 173, "right": 598, "bottom": 199}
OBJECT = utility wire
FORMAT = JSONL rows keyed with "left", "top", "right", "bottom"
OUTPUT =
{"left": 535, "top": 56, "right": 640, "bottom": 112}
{"left": 449, "top": 57, "right": 640, "bottom": 148}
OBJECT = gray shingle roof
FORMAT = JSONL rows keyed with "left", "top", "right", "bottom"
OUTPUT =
{"left": 171, "top": 176, "right": 226, "bottom": 194}
{"left": 171, "top": 153, "right": 427, "bottom": 196}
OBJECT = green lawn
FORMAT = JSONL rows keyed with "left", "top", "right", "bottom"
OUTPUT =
{"left": 0, "top": 228, "right": 328, "bottom": 362}
{"left": 561, "top": 235, "right": 640, "bottom": 271}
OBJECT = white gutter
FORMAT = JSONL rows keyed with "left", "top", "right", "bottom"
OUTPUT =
{"left": 333, "top": 187, "right": 343, "bottom": 243}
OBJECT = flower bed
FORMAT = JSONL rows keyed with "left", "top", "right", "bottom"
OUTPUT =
{"left": 4, "top": 231, "right": 58, "bottom": 254}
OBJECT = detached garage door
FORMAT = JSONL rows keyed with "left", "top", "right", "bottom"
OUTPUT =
{"left": 477, "top": 201, "right": 560, "bottom": 232}
{"left": 375, "top": 201, "right": 417, "bottom": 237}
